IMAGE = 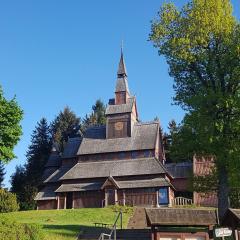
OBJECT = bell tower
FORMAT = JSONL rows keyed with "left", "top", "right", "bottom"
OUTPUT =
{"left": 115, "top": 49, "right": 130, "bottom": 105}
{"left": 105, "top": 49, "right": 138, "bottom": 139}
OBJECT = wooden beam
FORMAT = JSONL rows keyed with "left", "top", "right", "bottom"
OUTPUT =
{"left": 57, "top": 196, "right": 60, "bottom": 210}
{"left": 64, "top": 194, "right": 67, "bottom": 209}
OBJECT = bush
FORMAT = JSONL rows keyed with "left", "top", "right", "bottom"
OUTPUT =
{"left": 0, "top": 188, "right": 19, "bottom": 213}
{"left": 0, "top": 217, "right": 45, "bottom": 240}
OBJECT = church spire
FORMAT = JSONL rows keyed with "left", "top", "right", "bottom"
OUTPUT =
{"left": 117, "top": 46, "right": 127, "bottom": 77}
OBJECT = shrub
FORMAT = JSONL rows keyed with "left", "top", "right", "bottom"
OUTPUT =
{"left": 0, "top": 188, "right": 19, "bottom": 213}
{"left": 0, "top": 217, "right": 45, "bottom": 240}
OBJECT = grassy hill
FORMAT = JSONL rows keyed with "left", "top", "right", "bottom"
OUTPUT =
{"left": 1, "top": 207, "right": 133, "bottom": 240}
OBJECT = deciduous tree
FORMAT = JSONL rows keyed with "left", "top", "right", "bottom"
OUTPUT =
{"left": 150, "top": 0, "right": 240, "bottom": 219}
{"left": 0, "top": 85, "right": 23, "bottom": 163}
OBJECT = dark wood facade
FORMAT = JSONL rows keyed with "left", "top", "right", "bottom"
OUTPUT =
{"left": 35, "top": 51, "right": 175, "bottom": 210}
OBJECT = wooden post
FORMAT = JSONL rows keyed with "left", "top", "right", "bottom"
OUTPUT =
{"left": 72, "top": 192, "right": 74, "bottom": 209}
{"left": 123, "top": 190, "right": 126, "bottom": 206}
{"left": 114, "top": 189, "right": 118, "bottom": 205}
{"left": 64, "top": 193, "right": 67, "bottom": 209}
{"left": 156, "top": 190, "right": 159, "bottom": 207}
{"left": 105, "top": 190, "right": 108, "bottom": 207}
{"left": 57, "top": 196, "right": 60, "bottom": 210}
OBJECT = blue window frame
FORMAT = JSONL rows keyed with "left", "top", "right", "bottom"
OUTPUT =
{"left": 159, "top": 188, "right": 169, "bottom": 205}
{"left": 144, "top": 150, "right": 150, "bottom": 157}
{"left": 131, "top": 151, "right": 137, "bottom": 159}
{"left": 119, "top": 152, "right": 125, "bottom": 159}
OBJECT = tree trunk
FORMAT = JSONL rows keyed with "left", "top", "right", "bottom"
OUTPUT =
{"left": 218, "top": 165, "right": 230, "bottom": 222}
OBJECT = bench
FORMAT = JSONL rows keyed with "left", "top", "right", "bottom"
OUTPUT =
{"left": 94, "top": 222, "right": 112, "bottom": 228}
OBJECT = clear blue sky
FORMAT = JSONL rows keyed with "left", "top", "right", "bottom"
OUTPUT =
{"left": 1, "top": 0, "right": 239, "bottom": 188}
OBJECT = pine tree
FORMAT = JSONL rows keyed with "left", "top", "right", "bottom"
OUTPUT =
{"left": 82, "top": 99, "right": 106, "bottom": 131}
{"left": 51, "top": 106, "right": 81, "bottom": 152}
{"left": 0, "top": 161, "right": 5, "bottom": 188}
{"left": 25, "top": 118, "right": 51, "bottom": 185}
{"left": 11, "top": 118, "right": 51, "bottom": 210}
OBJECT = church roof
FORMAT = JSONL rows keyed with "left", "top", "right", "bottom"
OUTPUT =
{"left": 34, "top": 185, "right": 57, "bottom": 201}
{"left": 165, "top": 162, "right": 193, "bottom": 178}
{"left": 55, "top": 181, "right": 103, "bottom": 193}
{"left": 45, "top": 152, "right": 61, "bottom": 168}
{"left": 77, "top": 121, "right": 159, "bottom": 155}
{"left": 44, "top": 165, "right": 72, "bottom": 183}
{"left": 60, "top": 157, "right": 166, "bottom": 180}
{"left": 117, "top": 51, "right": 127, "bottom": 77}
{"left": 117, "top": 178, "right": 172, "bottom": 189}
{"left": 62, "top": 137, "right": 82, "bottom": 159}
{"left": 115, "top": 76, "right": 129, "bottom": 93}
{"left": 105, "top": 96, "right": 135, "bottom": 115}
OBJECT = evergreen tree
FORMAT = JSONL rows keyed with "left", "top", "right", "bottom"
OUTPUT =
{"left": 0, "top": 161, "right": 5, "bottom": 188}
{"left": 25, "top": 118, "right": 51, "bottom": 185}
{"left": 51, "top": 106, "right": 81, "bottom": 152}
{"left": 10, "top": 165, "right": 26, "bottom": 208}
{"left": 150, "top": 0, "right": 240, "bottom": 219}
{"left": 82, "top": 99, "right": 106, "bottom": 131}
{"left": 11, "top": 118, "right": 51, "bottom": 210}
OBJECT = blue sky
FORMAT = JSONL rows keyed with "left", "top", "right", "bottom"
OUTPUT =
{"left": 1, "top": 0, "right": 239, "bottom": 188}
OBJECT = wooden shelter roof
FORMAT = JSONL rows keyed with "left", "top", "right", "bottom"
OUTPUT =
{"left": 146, "top": 208, "right": 217, "bottom": 226}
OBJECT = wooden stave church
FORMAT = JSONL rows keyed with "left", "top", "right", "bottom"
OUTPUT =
{"left": 35, "top": 51, "right": 214, "bottom": 210}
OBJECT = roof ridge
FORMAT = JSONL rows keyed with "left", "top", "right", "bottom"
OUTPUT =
{"left": 135, "top": 121, "right": 159, "bottom": 126}
{"left": 76, "top": 157, "right": 156, "bottom": 165}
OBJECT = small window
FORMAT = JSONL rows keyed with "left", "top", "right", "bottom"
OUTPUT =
{"left": 119, "top": 152, "right": 125, "bottom": 159}
{"left": 159, "top": 188, "right": 169, "bottom": 205}
{"left": 144, "top": 150, "right": 150, "bottom": 158}
{"left": 131, "top": 151, "right": 137, "bottom": 159}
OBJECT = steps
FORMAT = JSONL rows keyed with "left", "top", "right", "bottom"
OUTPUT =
{"left": 127, "top": 207, "right": 148, "bottom": 229}
{"left": 78, "top": 208, "right": 151, "bottom": 240}
{"left": 78, "top": 229, "right": 151, "bottom": 240}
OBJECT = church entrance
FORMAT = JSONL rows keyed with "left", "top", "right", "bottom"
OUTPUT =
{"left": 107, "top": 189, "right": 115, "bottom": 205}
{"left": 66, "top": 192, "right": 73, "bottom": 209}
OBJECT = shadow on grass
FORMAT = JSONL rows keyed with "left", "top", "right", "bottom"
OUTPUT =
{"left": 43, "top": 224, "right": 110, "bottom": 238}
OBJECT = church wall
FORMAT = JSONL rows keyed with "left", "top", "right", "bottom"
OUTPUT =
{"left": 78, "top": 149, "right": 155, "bottom": 162}
{"left": 37, "top": 200, "right": 57, "bottom": 210}
{"left": 125, "top": 188, "right": 157, "bottom": 207}
{"left": 73, "top": 191, "right": 104, "bottom": 208}
{"left": 115, "top": 92, "right": 127, "bottom": 104}
{"left": 107, "top": 113, "right": 131, "bottom": 138}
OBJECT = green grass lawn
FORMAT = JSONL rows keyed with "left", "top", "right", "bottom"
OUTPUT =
{"left": 1, "top": 207, "right": 133, "bottom": 240}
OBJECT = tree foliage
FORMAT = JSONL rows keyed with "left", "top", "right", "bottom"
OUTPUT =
{"left": 150, "top": 0, "right": 240, "bottom": 219}
{"left": 11, "top": 119, "right": 51, "bottom": 210}
{"left": 0, "top": 161, "right": 5, "bottom": 188}
{"left": 0, "top": 86, "right": 23, "bottom": 163}
{"left": 82, "top": 99, "right": 106, "bottom": 131}
{"left": 0, "top": 188, "right": 19, "bottom": 213}
{"left": 51, "top": 106, "right": 81, "bottom": 152}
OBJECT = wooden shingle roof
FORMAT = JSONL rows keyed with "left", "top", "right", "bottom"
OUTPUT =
{"left": 165, "top": 162, "right": 193, "bottom": 178}
{"left": 44, "top": 166, "right": 72, "bottom": 183}
{"left": 62, "top": 137, "right": 82, "bottom": 159}
{"left": 34, "top": 185, "right": 57, "bottom": 201}
{"left": 55, "top": 182, "right": 103, "bottom": 192}
{"left": 117, "top": 178, "right": 171, "bottom": 189}
{"left": 61, "top": 158, "right": 166, "bottom": 180}
{"left": 146, "top": 208, "right": 217, "bottom": 226}
{"left": 105, "top": 97, "right": 135, "bottom": 115}
{"left": 78, "top": 121, "right": 159, "bottom": 155}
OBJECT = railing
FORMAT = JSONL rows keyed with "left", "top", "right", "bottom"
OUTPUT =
{"left": 172, "top": 197, "right": 193, "bottom": 206}
{"left": 97, "top": 211, "right": 123, "bottom": 240}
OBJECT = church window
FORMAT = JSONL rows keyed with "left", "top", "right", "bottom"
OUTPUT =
{"left": 144, "top": 150, "right": 151, "bottom": 157}
{"left": 119, "top": 152, "right": 125, "bottom": 159}
{"left": 159, "top": 188, "right": 169, "bottom": 205}
{"left": 131, "top": 151, "right": 137, "bottom": 159}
